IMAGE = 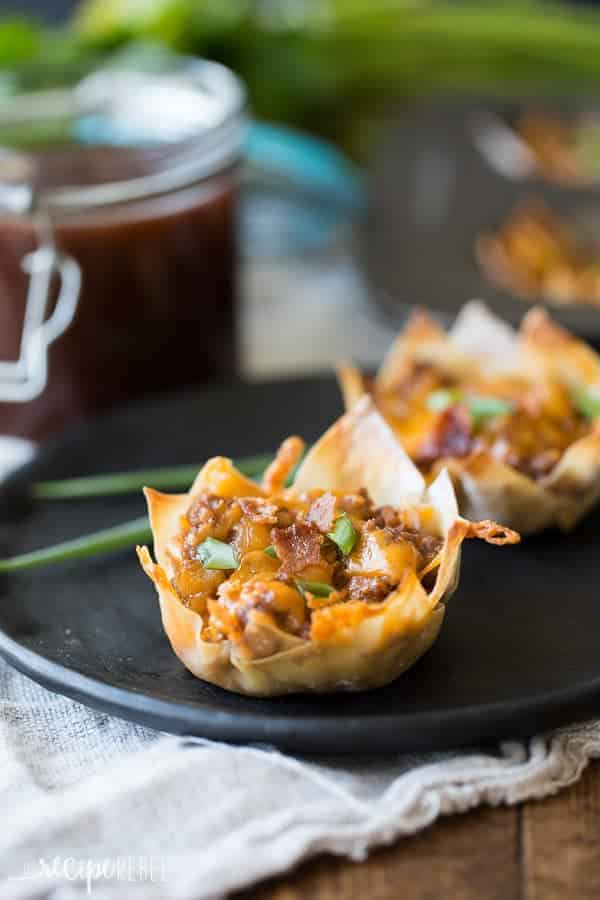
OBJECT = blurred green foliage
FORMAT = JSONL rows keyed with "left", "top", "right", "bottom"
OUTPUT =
{"left": 4, "top": 1, "right": 600, "bottom": 156}
{"left": 0, "top": 17, "right": 43, "bottom": 69}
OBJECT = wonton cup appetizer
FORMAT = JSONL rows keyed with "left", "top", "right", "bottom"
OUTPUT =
{"left": 137, "top": 398, "right": 518, "bottom": 696}
{"left": 339, "top": 302, "right": 600, "bottom": 535}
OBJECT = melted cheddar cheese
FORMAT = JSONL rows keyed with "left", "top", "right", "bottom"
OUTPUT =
{"left": 167, "top": 484, "right": 444, "bottom": 659}
{"left": 373, "top": 363, "right": 589, "bottom": 480}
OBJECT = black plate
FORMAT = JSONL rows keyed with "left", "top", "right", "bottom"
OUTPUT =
{"left": 364, "top": 100, "right": 600, "bottom": 341}
{"left": 1, "top": 378, "right": 600, "bottom": 754}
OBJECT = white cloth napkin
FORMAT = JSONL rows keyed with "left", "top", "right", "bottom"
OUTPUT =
{"left": 0, "top": 657, "right": 599, "bottom": 900}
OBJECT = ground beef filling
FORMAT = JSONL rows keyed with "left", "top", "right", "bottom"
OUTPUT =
{"left": 169, "top": 487, "right": 444, "bottom": 643}
{"left": 378, "top": 363, "right": 589, "bottom": 481}
{"left": 412, "top": 401, "right": 587, "bottom": 479}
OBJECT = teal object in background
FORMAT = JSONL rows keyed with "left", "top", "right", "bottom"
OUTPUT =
{"left": 242, "top": 121, "right": 365, "bottom": 257}
{"left": 245, "top": 122, "right": 364, "bottom": 214}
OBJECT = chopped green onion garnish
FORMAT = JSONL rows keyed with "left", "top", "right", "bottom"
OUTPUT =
{"left": 427, "top": 388, "right": 513, "bottom": 424}
{"left": 426, "top": 389, "right": 461, "bottom": 412}
{"left": 295, "top": 579, "right": 334, "bottom": 598}
{"left": 573, "top": 385, "right": 600, "bottom": 419}
{"left": 196, "top": 538, "right": 238, "bottom": 570}
{"left": 327, "top": 513, "right": 358, "bottom": 556}
{"left": 264, "top": 544, "right": 278, "bottom": 558}
{"left": 467, "top": 395, "right": 514, "bottom": 425}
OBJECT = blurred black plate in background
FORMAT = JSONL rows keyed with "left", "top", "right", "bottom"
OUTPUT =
{"left": 1, "top": 379, "right": 600, "bottom": 753}
{"left": 364, "top": 100, "right": 600, "bottom": 340}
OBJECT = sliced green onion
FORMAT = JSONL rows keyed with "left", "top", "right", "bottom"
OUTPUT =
{"left": 466, "top": 395, "right": 514, "bottom": 425}
{"left": 573, "top": 385, "right": 600, "bottom": 419}
{"left": 295, "top": 579, "right": 334, "bottom": 598}
{"left": 0, "top": 516, "right": 151, "bottom": 573}
{"left": 264, "top": 544, "right": 278, "bottom": 559}
{"left": 32, "top": 452, "right": 274, "bottom": 500}
{"left": 426, "top": 388, "right": 513, "bottom": 424}
{"left": 327, "top": 513, "right": 358, "bottom": 556}
{"left": 426, "top": 389, "right": 461, "bottom": 412}
{"left": 196, "top": 537, "right": 238, "bottom": 570}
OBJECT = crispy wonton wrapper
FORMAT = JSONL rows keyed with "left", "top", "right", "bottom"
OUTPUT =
{"left": 338, "top": 302, "right": 600, "bottom": 534}
{"left": 137, "top": 397, "right": 513, "bottom": 696}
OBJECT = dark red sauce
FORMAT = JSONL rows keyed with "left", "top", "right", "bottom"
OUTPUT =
{"left": 0, "top": 144, "right": 239, "bottom": 439}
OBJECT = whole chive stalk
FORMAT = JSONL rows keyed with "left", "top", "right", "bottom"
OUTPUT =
{"left": 327, "top": 512, "right": 357, "bottom": 556}
{"left": 196, "top": 537, "right": 238, "bottom": 571}
{"left": 32, "top": 453, "right": 274, "bottom": 500}
{"left": 573, "top": 385, "right": 600, "bottom": 419}
{"left": 295, "top": 579, "right": 334, "bottom": 598}
{"left": 9, "top": 447, "right": 308, "bottom": 573}
{"left": 0, "top": 516, "right": 151, "bottom": 574}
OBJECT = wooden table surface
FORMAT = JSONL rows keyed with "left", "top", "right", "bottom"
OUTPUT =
{"left": 238, "top": 758, "right": 600, "bottom": 900}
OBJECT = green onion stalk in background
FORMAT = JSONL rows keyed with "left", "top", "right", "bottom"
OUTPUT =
{"left": 5, "top": 2, "right": 600, "bottom": 156}
{"left": 0, "top": 453, "right": 274, "bottom": 574}
{"left": 0, "top": 516, "right": 152, "bottom": 573}
{"left": 32, "top": 453, "right": 273, "bottom": 499}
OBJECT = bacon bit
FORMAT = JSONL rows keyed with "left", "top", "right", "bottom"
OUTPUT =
{"left": 337, "top": 487, "right": 374, "bottom": 518}
{"left": 346, "top": 575, "right": 393, "bottom": 603}
{"left": 306, "top": 491, "right": 338, "bottom": 533}
{"left": 237, "top": 497, "right": 279, "bottom": 524}
{"left": 187, "top": 493, "right": 227, "bottom": 527}
{"left": 373, "top": 505, "right": 400, "bottom": 528}
{"left": 182, "top": 493, "right": 240, "bottom": 554}
{"left": 416, "top": 405, "right": 473, "bottom": 466}
{"left": 467, "top": 520, "right": 521, "bottom": 545}
{"left": 262, "top": 436, "right": 305, "bottom": 494}
{"left": 271, "top": 521, "right": 323, "bottom": 577}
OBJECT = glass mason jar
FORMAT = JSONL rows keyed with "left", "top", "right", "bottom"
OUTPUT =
{"left": 0, "top": 60, "right": 246, "bottom": 441}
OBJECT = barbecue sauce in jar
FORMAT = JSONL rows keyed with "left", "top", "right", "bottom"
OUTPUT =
{"left": 0, "top": 63, "right": 246, "bottom": 439}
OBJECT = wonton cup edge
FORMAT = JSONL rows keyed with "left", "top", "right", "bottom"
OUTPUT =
{"left": 137, "top": 398, "right": 469, "bottom": 696}
{"left": 338, "top": 303, "right": 600, "bottom": 534}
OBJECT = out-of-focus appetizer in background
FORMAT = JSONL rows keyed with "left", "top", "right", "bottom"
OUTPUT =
{"left": 338, "top": 302, "right": 600, "bottom": 534}
{"left": 477, "top": 201, "right": 600, "bottom": 308}
{"left": 516, "top": 112, "right": 600, "bottom": 186}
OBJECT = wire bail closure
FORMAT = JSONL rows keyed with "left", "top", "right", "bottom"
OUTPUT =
{"left": 0, "top": 214, "right": 81, "bottom": 403}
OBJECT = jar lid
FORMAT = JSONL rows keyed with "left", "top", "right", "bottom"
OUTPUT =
{"left": 0, "top": 59, "right": 247, "bottom": 216}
